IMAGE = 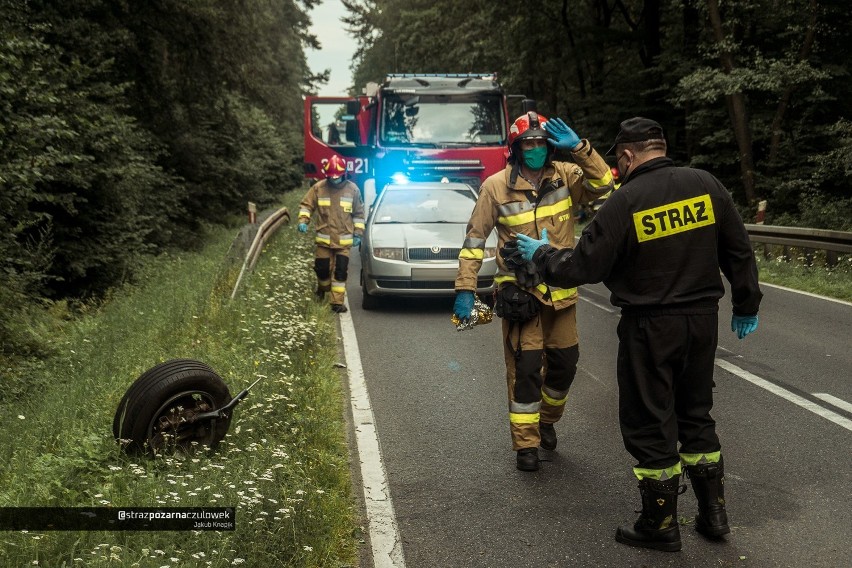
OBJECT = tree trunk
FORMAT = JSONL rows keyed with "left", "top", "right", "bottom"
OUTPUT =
{"left": 707, "top": 0, "right": 757, "bottom": 203}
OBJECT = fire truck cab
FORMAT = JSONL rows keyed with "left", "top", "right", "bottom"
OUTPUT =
{"left": 304, "top": 73, "right": 513, "bottom": 207}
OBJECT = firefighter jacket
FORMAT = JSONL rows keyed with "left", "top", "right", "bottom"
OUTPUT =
{"left": 532, "top": 157, "right": 762, "bottom": 316}
{"left": 298, "top": 179, "right": 365, "bottom": 249}
{"left": 455, "top": 140, "right": 615, "bottom": 310}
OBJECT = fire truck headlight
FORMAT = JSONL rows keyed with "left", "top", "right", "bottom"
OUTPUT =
{"left": 373, "top": 248, "right": 405, "bottom": 261}
{"left": 391, "top": 172, "right": 409, "bottom": 184}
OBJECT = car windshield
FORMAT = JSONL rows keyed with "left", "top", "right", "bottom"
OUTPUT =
{"left": 373, "top": 189, "right": 476, "bottom": 224}
{"left": 380, "top": 94, "right": 505, "bottom": 146}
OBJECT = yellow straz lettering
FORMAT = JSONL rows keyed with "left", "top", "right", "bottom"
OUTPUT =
{"left": 559, "top": 213, "right": 571, "bottom": 222}
{"left": 633, "top": 195, "right": 715, "bottom": 242}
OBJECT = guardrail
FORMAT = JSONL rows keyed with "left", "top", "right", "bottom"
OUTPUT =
{"left": 230, "top": 206, "right": 291, "bottom": 299}
{"left": 744, "top": 223, "right": 852, "bottom": 267}
{"left": 744, "top": 224, "right": 852, "bottom": 254}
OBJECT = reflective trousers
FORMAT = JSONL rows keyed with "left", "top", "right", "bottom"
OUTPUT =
{"left": 314, "top": 246, "right": 350, "bottom": 306}
{"left": 503, "top": 303, "right": 579, "bottom": 450}
{"left": 616, "top": 311, "right": 722, "bottom": 471}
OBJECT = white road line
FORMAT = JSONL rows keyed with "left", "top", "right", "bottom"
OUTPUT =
{"left": 715, "top": 358, "right": 852, "bottom": 432}
{"left": 339, "top": 299, "right": 406, "bottom": 567}
{"left": 813, "top": 393, "right": 852, "bottom": 415}
{"left": 759, "top": 281, "right": 852, "bottom": 306}
{"left": 579, "top": 296, "right": 615, "bottom": 313}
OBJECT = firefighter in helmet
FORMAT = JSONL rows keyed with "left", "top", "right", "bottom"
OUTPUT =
{"left": 453, "top": 112, "right": 616, "bottom": 471}
{"left": 298, "top": 154, "right": 365, "bottom": 313}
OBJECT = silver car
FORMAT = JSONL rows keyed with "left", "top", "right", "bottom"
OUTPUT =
{"left": 360, "top": 181, "right": 498, "bottom": 309}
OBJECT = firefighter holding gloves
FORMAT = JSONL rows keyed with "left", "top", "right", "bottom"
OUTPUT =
{"left": 297, "top": 155, "right": 365, "bottom": 314}
{"left": 453, "top": 112, "right": 615, "bottom": 472}
{"left": 515, "top": 117, "right": 762, "bottom": 551}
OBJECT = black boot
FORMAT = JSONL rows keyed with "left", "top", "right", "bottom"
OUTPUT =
{"left": 315, "top": 288, "right": 326, "bottom": 301}
{"left": 686, "top": 458, "right": 730, "bottom": 538}
{"left": 539, "top": 422, "right": 557, "bottom": 451}
{"left": 615, "top": 476, "right": 683, "bottom": 552}
{"left": 330, "top": 303, "right": 348, "bottom": 313}
{"left": 516, "top": 447, "right": 539, "bottom": 471}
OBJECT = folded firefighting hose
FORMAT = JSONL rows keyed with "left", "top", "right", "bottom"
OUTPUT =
{"left": 451, "top": 296, "right": 494, "bottom": 331}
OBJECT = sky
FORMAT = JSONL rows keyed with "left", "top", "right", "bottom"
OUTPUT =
{"left": 306, "top": 0, "right": 359, "bottom": 96}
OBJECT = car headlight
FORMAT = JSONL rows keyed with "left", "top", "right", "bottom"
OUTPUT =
{"left": 484, "top": 247, "right": 498, "bottom": 258}
{"left": 373, "top": 247, "right": 405, "bottom": 261}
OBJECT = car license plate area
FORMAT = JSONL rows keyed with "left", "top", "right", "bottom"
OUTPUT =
{"left": 411, "top": 268, "right": 458, "bottom": 281}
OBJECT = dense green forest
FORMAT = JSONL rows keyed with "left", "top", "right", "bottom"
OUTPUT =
{"left": 343, "top": 0, "right": 851, "bottom": 225}
{"left": 1, "top": 0, "right": 850, "bottom": 361}
{"left": 1, "top": 0, "right": 323, "bottom": 357}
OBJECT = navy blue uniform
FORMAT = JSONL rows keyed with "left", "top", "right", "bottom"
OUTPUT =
{"left": 532, "top": 156, "right": 762, "bottom": 469}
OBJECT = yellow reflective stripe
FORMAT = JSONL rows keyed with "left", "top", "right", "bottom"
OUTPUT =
{"left": 354, "top": 222, "right": 365, "bottom": 230}
{"left": 541, "top": 390, "right": 568, "bottom": 407}
{"left": 509, "top": 412, "right": 540, "bottom": 425}
{"left": 459, "top": 248, "right": 484, "bottom": 260}
{"left": 339, "top": 237, "right": 353, "bottom": 246}
{"left": 587, "top": 169, "right": 614, "bottom": 188}
{"left": 548, "top": 286, "right": 576, "bottom": 301}
{"left": 679, "top": 451, "right": 721, "bottom": 466}
{"left": 495, "top": 274, "right": 517, "bottom": 284}
{"left": 535, "top": 198, "right": 572, "bottom": 219}
{"left": 499, "top": 210, "right": 535, "bottom": 227}
{"left": 317, "top": 197, "right": 331, "bottom": 206}
{"left": 299, "top": 209, "right": 311, "bottom": 218}
{"left": 633, "top": 462, "right": 682, "bottom": 481}
{"left": 315, "top": 234, "right": 331, "bottom": 245}
{"left": 331, "top": 284, "right": 346, "bottom": 293}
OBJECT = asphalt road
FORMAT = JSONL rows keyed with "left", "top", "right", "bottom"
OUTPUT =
{"left": 344, "top": 252, "right": 852, "bottom": 568}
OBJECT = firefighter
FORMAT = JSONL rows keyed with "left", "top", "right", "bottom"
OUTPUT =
{"left": 298, "top": 154, "right": 365, "bottom": 314}
{"left": 453, "top": 112, "right": 615, "bottom": 471}
{"left": 514, "top": 117, "right": 762, "bottom": 551}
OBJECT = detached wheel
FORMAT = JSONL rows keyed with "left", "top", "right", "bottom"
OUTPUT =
{"left": 113, "top": 359, "right": 232, "bottom": 455}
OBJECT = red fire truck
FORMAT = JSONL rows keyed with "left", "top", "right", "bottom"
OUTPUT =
{"left": 303, "top": 73, "right": 524, "bottom": 205}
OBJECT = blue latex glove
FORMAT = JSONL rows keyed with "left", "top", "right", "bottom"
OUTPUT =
{"left": 731, "top": 315, "right": 758, "bottom": 339}
{"left": 298, "top": 222, "right": 308, "bottom": 233}
{"left": 515, "top": 228, "right": 549, "bottom": 262}
{"left": 353, "top": 235, "right": 362, "bottom": 248}
{"left": 453, "top": 291, "right": 475, "bottom": 321}
{"left": 544, "top": 118, "right": 582, "bottom": 151}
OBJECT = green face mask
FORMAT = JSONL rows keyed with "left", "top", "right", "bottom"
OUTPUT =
{"left": 523, "top": 146, "right": 548, "bottom": 170}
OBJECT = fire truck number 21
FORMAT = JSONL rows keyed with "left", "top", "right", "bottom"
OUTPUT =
{"left": 320, "top": 157, "right": 369, "bottom": 175}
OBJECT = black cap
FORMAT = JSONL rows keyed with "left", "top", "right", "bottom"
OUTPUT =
{"left": 606, "top": 117, "right": 665, "bottom": 155}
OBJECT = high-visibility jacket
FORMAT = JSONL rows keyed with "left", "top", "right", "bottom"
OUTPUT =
{"left": 298, "top": 180, "right": 365, "bottom": 249}
{"left": 455, "top": 140, "right": 615, "bottom": 309}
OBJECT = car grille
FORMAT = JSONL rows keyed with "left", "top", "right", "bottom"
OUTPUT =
{"left": 376, "top": 277, "right": 494, "bottom": 290}
{"left": 408, "top": 247, "right": 461, "bottom": 261}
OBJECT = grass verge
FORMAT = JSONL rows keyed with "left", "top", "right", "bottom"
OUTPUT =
{"left": 754, "top": 247, "right": 852, "bottom": 302}
{"left": 0, "top": 190, "right": 360, "bottom": 567}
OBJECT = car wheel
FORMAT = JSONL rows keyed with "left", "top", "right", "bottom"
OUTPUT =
{"left": 361, "top": 287, "right": 380, "bottom": 310}
{"left": 113, "top": 359, "right": 233, "bottom": 455}
{"left": 482, "top": 291, "right": 496, "bottom": 309}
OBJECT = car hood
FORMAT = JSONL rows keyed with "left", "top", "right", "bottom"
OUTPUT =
{"left": 368, "top": 223, "right": 496, "bottom": 249}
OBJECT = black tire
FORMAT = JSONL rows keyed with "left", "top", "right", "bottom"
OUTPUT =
{"left": 360, "top": 270, "right": 380, "bottom": 310}
{"left": 361, "top": 287, "right": 380, "bottom": 310}
{"left": 113, "top": 359, "right": 232, "bottom": 455}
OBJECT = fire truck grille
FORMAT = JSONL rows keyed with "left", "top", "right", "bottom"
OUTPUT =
{"left": 408, "top": 248, "right": 461, "bottom": 261}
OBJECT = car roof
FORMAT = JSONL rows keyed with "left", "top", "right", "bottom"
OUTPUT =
{"left": 383, "top": 181, "right": 474, "bottom": 192}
